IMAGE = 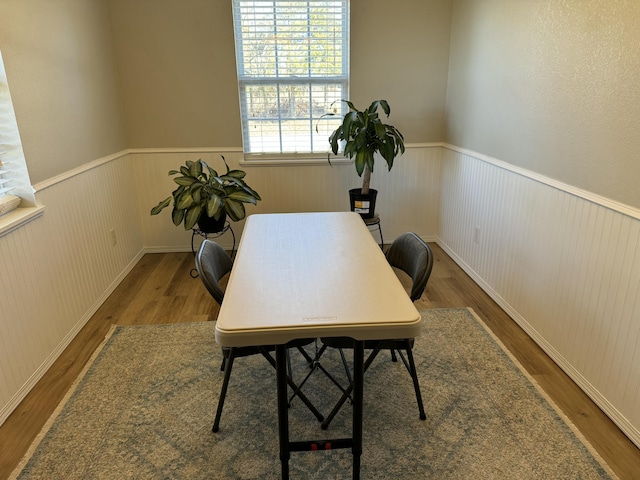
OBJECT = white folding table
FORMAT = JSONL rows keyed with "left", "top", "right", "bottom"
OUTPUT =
{"left": 215, "top": 212, "right": 421, "bottom": 479}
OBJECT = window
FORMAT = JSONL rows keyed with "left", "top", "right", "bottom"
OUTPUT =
{"left": 232, "top": 0, "right": 349, "bottom": 159}
{"left": 0, "top": 50, "right": 39, "bottom": 232}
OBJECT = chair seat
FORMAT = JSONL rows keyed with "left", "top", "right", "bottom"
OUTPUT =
{"left": 223, "top": 337, "right": 314, "bottom": 358}
{"left": 195, "top": 239, "right": 323, "bottom": 432}
{"left": 316, "top": 232, "right": 433, "bottom": 430}
{"left": 223, "top": 344, "right": 275, "bottom": 357}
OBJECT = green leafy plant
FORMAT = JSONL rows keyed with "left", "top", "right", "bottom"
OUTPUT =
{"left": 150, "top": 156, "right": 261, "bottom": 230}
{"left": 323, "top": 99, "right": 405, "bottom": 194}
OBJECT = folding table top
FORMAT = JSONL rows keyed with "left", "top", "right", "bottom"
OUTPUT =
{"left": 215, "top": 212, "right": 421, "bottom": 347}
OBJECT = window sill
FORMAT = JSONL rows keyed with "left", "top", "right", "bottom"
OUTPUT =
{"left": 240, "top": 154, "right": 352, "bottom": 167}
{"left": 0, "top": 205, "right": 45, "bottom": 238}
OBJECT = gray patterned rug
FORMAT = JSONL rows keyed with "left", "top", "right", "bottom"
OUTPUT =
{"left": 11, "top": 309, "right": 616, "bottom": 479}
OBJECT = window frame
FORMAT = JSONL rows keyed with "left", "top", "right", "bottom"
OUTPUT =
{"left": 0, "top": 50, "right": 43, "bottom": 236}
{"left": 232, "top": 0, "right": 350, "bottom": 163}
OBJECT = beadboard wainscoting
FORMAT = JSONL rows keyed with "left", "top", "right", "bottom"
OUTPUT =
{"left": 133, "top": 145, "right": 442, "bottom": 252}
{"left": 0, "top": 153, "right": 144, "bottom": 425}
{"left": 2, "top": 143, "right": 639, "bottom": 448}
{"left": 438, "top": 145, "right": 640, "bottom": 447}
{"left": 0, "top": 145, "right": 441, "bottom": 425}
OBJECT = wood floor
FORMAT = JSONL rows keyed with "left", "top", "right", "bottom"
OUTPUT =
{"left": 1, "top": 244, "right": 639, "bottom": 479}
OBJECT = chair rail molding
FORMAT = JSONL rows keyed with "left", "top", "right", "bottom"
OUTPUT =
{"left": 443, "top": 143, "right": 640, "bottom": 221}
{"left": 4, "top": 142, "right": 639, "bottom": 452}
{"left": 438, "top": 145, "right": 640, "bottom": 448}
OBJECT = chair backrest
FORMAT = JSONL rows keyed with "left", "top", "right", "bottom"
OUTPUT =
{"left": 195, "top": 239, "right": 233, "bottom": 306}
{"left": 385, "top": 232, "right": 434, "bottom": 302}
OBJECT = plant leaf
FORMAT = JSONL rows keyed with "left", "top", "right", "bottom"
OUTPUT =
{"left": 368, "top": 100, "right": 380, "bottom": 114}
{"left": 190, "top": 183, "right": 203, "bottom": 203}
{"left": 341, "top": 112, "right": 357, "bottom": 140}
{"left": 355, "top": 130, "right": 367, "bottom": 150}
{"left": 150, "top": 196, "right": 172, "bottom": 215}
{"left": 184, "top": 205, "right": 202, "bottom": 230}
{"left": 220, "top": 175, "right": 246, "bottom": 187}
{"left": 171, "top": 207, "right": 185, "bottom": 226}
{"left": 190, "top": 159, "right": 203, "bottom": 177}
{"left": 174, "top": 176, "right": 197, "bottom": 186}
{"left": 200, "top": 159, "right": 217, "bottom": 178}
{"left": 224, "top": 200, "right": 246, "bottom": 222}
{"left": 329, "top": 129, "right": 340, "bottom": 154}
{"left": 365, "top": 150, "right": 375, "bottom": 173}
{"left": 206, "top": 195, "right": 223, "bottom": 218}
{"left": 344, "top": 141, "right": 357, "bottom": 158}
{"left": 355, "top": 150, "right": 366, "bottom": 176}
{"left": 228, "top": 190, "right": 258, "bottom": 204}
{"left": 341, "top": 99, "right": 356, "bottom": 111}
{"left": 219, "top": 155, "right": 231, "bottom": 174}
{"left": 379, "top": 139, "right": 392, "bottom": 163}
{"left": 380, "top": 99, "right": 390, "bottom": 116}
{"left": 225, "top": 169, "right": 247, "bottom": 179}
{"left": 246, "top": 186, "right": 261, "bottom": 201}
{"left": 176, "top": 190, "right": 194, "bottom": 210}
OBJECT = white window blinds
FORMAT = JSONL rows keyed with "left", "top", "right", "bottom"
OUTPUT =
{"left": 232, "top": 0, "right": 349, "bottom": 157}
{"left": 0, "top": 162, "right": 12, "bottom": 196}
{"left": 0, "top": 50, "right": 36, "bottom": 217}
{"left": 0, "top": 57, "right": 20, "bottom": 214}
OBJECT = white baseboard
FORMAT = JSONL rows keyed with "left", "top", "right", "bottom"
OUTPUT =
{"left": 0, "top": 249, "right": 145, "bottom": 426}
{"left": 436, "top": 238, "right": 640, "bottom": 449}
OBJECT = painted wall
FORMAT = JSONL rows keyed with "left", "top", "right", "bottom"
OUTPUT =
{"left": 439, "top": 146, "right": 640, "bottom": 447}
{"left": 0, "top": 0, "right": 126, "bottom": 184}
{"left": 3, "top": 0, "right": 640, "bottom": 449}
{"left": 0, "top": 0, "right": 142, "bottom": 424}
{"left": 5, "top": 143, "right": 640, "bottom": 448}
{"left": 349, "top": 0, "right": 452, "bottom": 142}
{"left": 0, "top": 0, "right": 447, "bottom": 425}
{"left": 105, "top": 0, "right": 453, "bottom": 147}
{"left": 445, "top": 0, "right": 640, "bottom": 209}
{"left": 443, "top": 0, "right": 640, "bottom": 446}
{"left": 0, "top": 155, "right": 143, "bottom": 423}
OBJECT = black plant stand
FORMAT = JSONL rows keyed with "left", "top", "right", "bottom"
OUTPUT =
{"left": 363, "top": 214, "right": 384, "bottom": 249}
{"left": 189, "top": 222, "right": 236, "bottom": 277}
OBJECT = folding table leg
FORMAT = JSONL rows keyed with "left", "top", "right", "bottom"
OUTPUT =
{"left": 212, "top": 349, "right": 235, "bottom": 433}
{"left": 276, "top": 345, "right": 290, "bottom": 480}
{"left": 260, "top": 350, "right": 324, "bottom": 422}
{"left": 321, "top": 347, "right": 381, "bottom": 430}
{"left": 352, "top": 341, "right": 364, "bottom": 480}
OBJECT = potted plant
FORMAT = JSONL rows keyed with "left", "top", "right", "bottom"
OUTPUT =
{"left": 150, "top": 156, "right": 261, "bottom": 232}
{"left": 323, "top": 99, "right": 405, "bottom": 218}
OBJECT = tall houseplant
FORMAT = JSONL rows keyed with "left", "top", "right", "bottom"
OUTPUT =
{"left": 324, "top": 99, "right": 405, "bottom": 218}
{"left": 150, "top": 156, "right": 261, "bottom": 232}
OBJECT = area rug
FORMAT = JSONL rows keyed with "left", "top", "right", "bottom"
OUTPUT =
{"left": 10, "top": 308, "right": 617, "bottom": 479}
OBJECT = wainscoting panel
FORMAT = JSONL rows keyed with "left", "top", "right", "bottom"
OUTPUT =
{"left": 1, "top": 145, "right": 440, "bottom": 426}
{"left": 6, "top": 142, "right": 637, "bottom": 450}
{"left": 132, "top": 145, "right": 441, "bottom": 252}
{"left": 438, "top": 146, "right": 640, "bottom": 447}
{"left": 0, "top": 154, "right": 143, "bottom": 425}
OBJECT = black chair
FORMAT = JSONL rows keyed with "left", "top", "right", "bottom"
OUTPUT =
{"left": 195, "top": 239, "right": 323, "bottom": 432}
{"left": 319, "top": 232, "right": 434, "bottom": 429}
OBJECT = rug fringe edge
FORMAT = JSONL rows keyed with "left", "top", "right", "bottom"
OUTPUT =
{"left": 8, "top": 325, "right": 120, "bottom": 480}
{"left": 458, "top": 307, "right": 620, "bottom": 480}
